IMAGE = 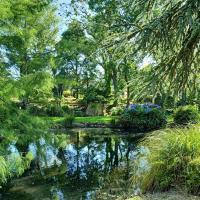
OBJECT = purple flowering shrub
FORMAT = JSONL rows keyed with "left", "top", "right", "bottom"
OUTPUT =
{"left": 119, "top": 103, "right": 166, "bottom": 131}
{"left": 129, "top": 103, "right": 161, "bottom": 112}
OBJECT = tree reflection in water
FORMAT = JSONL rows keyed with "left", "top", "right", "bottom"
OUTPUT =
{"left": 1, "top": 128, "right": 142, "bottom": 200}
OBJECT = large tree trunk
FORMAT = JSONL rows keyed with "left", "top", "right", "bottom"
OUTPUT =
{"left": 124, "top": 71, "right": 130, "bottom": 107}
{"left": 75, "top": 61, "right": 79, "bottom": 99}
{"left": 112, "top": 65, "right": 118, "bottom": 106}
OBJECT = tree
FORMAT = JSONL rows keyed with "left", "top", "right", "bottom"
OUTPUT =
{"left": 0, "top": 0, "right": 58, "bottom": 107}
{"left": 72, "top": 0, "right": 200, "bottom": 97}
{"left": 55, "top": 20, "right": 99, "bottom": 102}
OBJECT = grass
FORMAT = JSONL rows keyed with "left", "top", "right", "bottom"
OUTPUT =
{"left": 127, "top": 191, "right": 200, "bottom": 200}
{"left": 40, "top": 113, "right": 200, "bottom": 127}
{"left": 132, "top": 124, "right": 200, "bottom": 194}
{"left": 42, "top": 116, "right": 117, "bottom": 125}
{"left": 75, "top": 116, "right": 117, "bottom": 123}
{"left": 41, "top": 113, "right": 191, "bottom": 126}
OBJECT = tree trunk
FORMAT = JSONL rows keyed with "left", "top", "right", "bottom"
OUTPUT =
{"left": 124, "top": 71, "right": 130, "bottom": 107}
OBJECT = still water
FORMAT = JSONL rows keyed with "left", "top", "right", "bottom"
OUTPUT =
{"left": 1, "top": 128, "right": 145, "bottom": 200}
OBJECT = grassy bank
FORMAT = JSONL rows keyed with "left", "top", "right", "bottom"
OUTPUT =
{"left": 43, "top": 116, "right": 117, "bottom": 125}
{"left": 127, "top": 191, "right": 200, "bottom": 200}
{"left": 130, "top": 124, "right": 200, "bottom": 198}
{"left": 75, "top": 116, "right": 117, "bottom": 123}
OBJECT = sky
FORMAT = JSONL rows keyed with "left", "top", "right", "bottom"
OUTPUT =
{"left": 53, "top": 0, "right": 72, "bottom": 37}
{"left": 54, "top": 0, "right": 91, "bottom": 39}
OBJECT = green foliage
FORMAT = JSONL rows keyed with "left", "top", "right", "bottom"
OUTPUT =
{"left": 133, "top": 126, "right": 200, "bottom": 194}
{"left": 18, "top": 72, "right": 54, "bottom": 104}
{"left": 0, "top": 0, "right": 58, "bottom": 110}
{"left": 11, "top": 112, "right": 46, "bottom": 134}
{"left": 174, "top": 105, "right": 199, "bottom": 125}
{"left": 110, "top": 118, "right": 119, "bottom": 127}
{"left": 72, "top": 107, "right": 86, "bottom": 117}
{"left": 46, "top": 104, "right": 64, "bottom": 117}
{"left": 0, "top": 105, "right": 10, "bottom": 123}
{"left": 0, "top": 151, "right": 34, "bottom": 185}
{"left": 86, "top": 102, "right": 104, "bottom": 116}
{"left": 62, "top": 105, "right": 70, "bottom": 113}
{"left": 0, "top": 156, "right": 10, "bottom": 184}
{"left": 63, "top": 115, "right": 75, "bottom": 128}
{"left": 71, "top": 0, "right": 200, "bottom": 100}
{"left": 119, "top": 105, "right": 166, "bottom": 131}
{"left": 164, "top": 95, "right": 175, "bottom": 109}
{"left": 0, "top": 102, "right": 47, "bottom": 136}
{"left": 82, "top": 87, "right": 106, "bottom": 104}
{"left": 28, "top": 104, "right": 46, "bottom": 116}
{"left": 110, "top": 106, "right": 124, "bottom": 116}
{"left": 28, "top": 104, "right": 72, "bottom": 117}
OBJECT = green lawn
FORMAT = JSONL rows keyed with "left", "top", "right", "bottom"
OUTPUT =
{"left": 43, "top": 116, "right": 117, "bottom": 124}
{"left": 75, "top": 116, "right": 116, "bottom": 123}
{"left": 43, "top": 113, "right": 197, "bottom": 125}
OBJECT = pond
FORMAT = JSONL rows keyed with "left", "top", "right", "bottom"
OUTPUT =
{"left": 0, "top": 128, "right": 145, "bottom": 200}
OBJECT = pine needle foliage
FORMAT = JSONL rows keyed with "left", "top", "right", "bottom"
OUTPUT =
{"left": 77, "top": 0, "right": 200, "bottom": 92}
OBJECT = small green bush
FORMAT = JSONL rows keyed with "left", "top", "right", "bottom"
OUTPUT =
{"left": 62, "top": 105, "right": 70, "bottom": 113}
{"left": 133, "top": 125, "right": 200, "bottom": 194}
{"left": 110, "top": 106, "right": 123, "bottom": 116}
{"left": 164, "top": 95, "right": 175, "bottom": 109}
{"left": 46, "top": 104, "right": 64, "bottom": 117}
{"left": 63, "top": 115, "right": 75, "bottom": 128}
{"left": 110, "top": 118, "right": 119, "bottom": 127}
{"left": 119, "top": 104, "right": 166, "bottom": 131}
{"left": 174, "top": 105, "right": 199, "bottom": 125}
{"left": 28, "top": 104, "right": 46, "bottom": 116}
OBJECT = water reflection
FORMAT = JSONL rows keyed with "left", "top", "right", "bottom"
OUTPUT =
{"left": 1, "top": 128, "right": 143, "bottom": 200}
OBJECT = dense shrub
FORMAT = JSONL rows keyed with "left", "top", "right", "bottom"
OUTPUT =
{"left": 62, "top": 105, "right": 70, "bottom": 113}
{"left": 154, "top": 93, "right": 163, "bottom": 106}
{"left": 10, "top": 112, "right": 46, "bottom": 134}
{"left": 28, "top": 104, "right": 46, "bottom": 116}
{"left": 119, "top": 103, "right": 166, "bottom": 131}
{"left": 134, "top": 126, "right": 200, "bottom": 194}
{"left": 86, "top": 103, "right": 104, "bottom": 116}
{"left": 174, "top": 105, "right": 199, "bottom": 125}
{"left": 73, "top": 107, "right": 86, "bottom": 117}
{"left": 46, "top": 104, "right": 64, "bottom": 117}
{"left": 63, "top": 115, "right": 75, "bottom": 128}
{"left": 164, "top": 95, "right": 175, "bottom": 109}
{"left": 28, "top": 104, "right": 72, "bottom": 116}
{"left": 0, "top": 106, "right": 10, "bottom": 123}
{"left": 110, "top": 118, "right": 120, "bottom": 128}
{"left": 110, "top": 106, "right": 123, "bottom": 116}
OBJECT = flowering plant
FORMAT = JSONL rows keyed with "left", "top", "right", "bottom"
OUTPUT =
{"left": 128, "top": 103, "right": 161, "bottom": 113}
{"left": 119, "top": 103, "right": 166, "bottom": 131}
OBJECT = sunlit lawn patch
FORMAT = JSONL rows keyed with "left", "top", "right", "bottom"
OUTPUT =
{"left": 43, "top": 116, "right": 117, "bottom": 124}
